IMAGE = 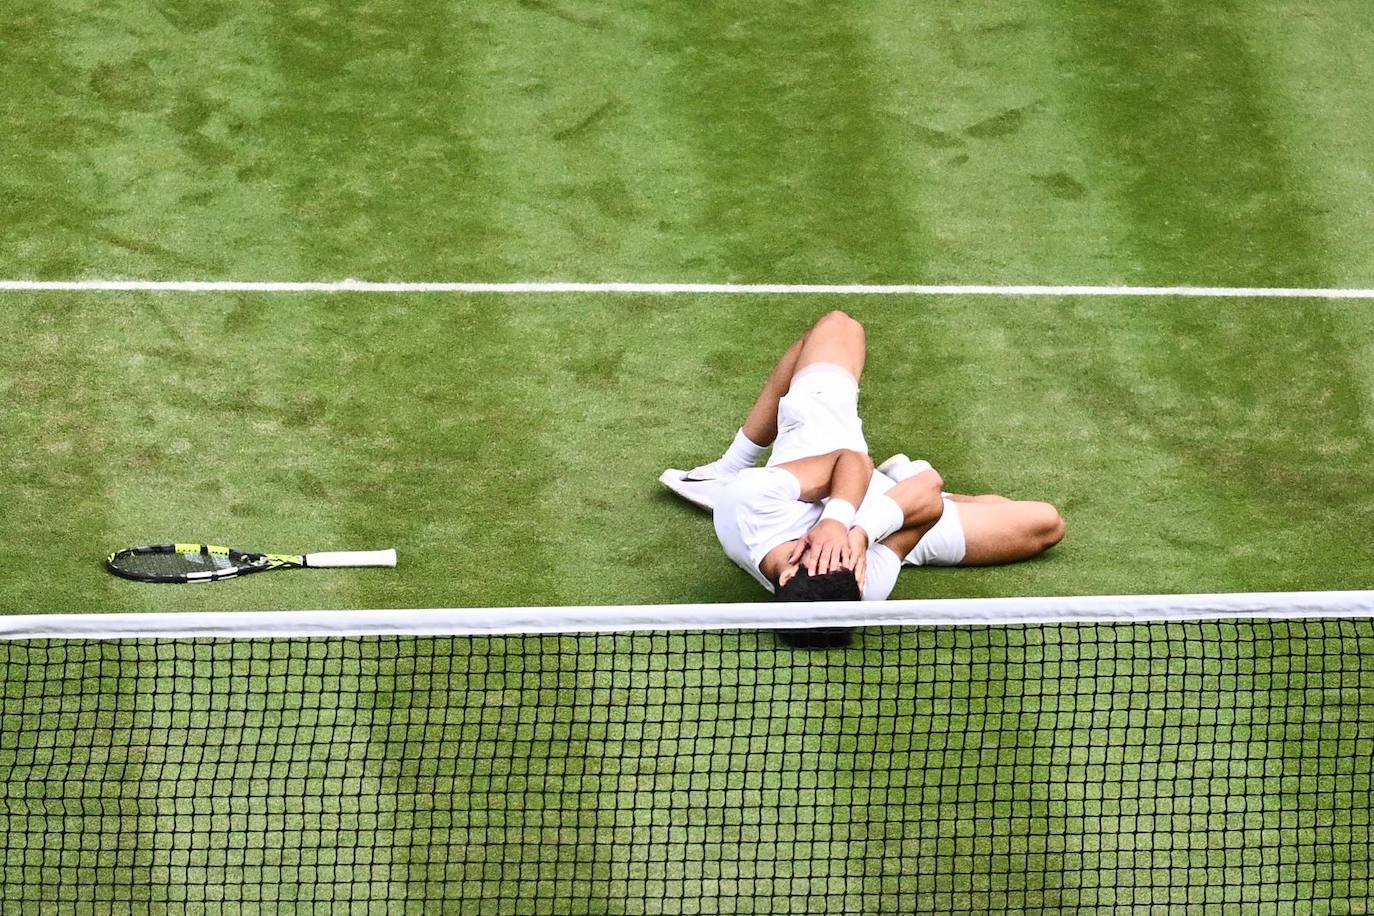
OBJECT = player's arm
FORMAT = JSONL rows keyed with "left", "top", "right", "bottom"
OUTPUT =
{"left": 773, "top": 448, "right": 872, "bottom": 504}
{"left": 774, "top": 449, "right": 874, "bottom": 575}
{"left": 843, "top": 462, "right": 947, "bottom": 587}
{"left": 868, "top": 471, "right": 948, "bottom": 558}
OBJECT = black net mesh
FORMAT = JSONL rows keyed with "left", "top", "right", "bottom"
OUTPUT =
{"left": 0, "top": 622, "right": 1371, "bottom": 913}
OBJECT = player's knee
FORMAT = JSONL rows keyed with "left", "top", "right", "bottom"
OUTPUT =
{"left": 918, "top": 470, "right": 944, "bottom": 505}
{"left": 1031, "top": 503, "right": 1065, "bottom": 551}
{"left": 920, "top": 483, "right": 945, "bottom": 526}
{"left": 815, "top": 310, "right": 864, "bottom": 340}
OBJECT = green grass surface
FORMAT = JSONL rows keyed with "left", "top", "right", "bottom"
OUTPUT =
{"left": 5, "top": 2, "right": 1374, "bottom": 612}
{"left": 3, "top": 294, "right": 1374, "bottom": 613}
{"left": 4, "top": 1, "right": 1374, "bottom": 912}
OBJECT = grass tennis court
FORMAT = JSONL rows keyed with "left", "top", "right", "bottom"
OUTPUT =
{"left": 5, "top": 292, "right": 1374, "bottom": 614}
{"left": 4, "top": 0, "right": 1374, "bottom": 912}
{"left": 6, "top": 2, "right": 1374, "bottom": 612}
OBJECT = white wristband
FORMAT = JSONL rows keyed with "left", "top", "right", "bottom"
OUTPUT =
{"left": 852, "top": 493, "right": 905, "bottom": 543}
{"left": 820, "top": 498, "right": 857, "bottom": 528}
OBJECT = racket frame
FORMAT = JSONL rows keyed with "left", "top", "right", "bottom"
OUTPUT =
{"left": 107, "top": 544, "right": 397, "bottom": 583}
{"left": 108, "top": 544, "right": 306, "bottom": 584}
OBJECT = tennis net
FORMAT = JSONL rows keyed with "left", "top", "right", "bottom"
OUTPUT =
{"left": 1, "top": 603, "right": 1371, "bottom": 913}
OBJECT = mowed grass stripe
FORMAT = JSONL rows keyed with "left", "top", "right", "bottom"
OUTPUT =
{"left": 0, "top": 2, "right": 104, "bottom": 279}
{"left": 88, "top": 298, "right": 372, "bottom": 615}
{"left": 1050, "top": 3, "right": 1374, "bottom": 591}
{"left": 1245, "top": 5, "right": 1374, "bottom": 431}
{"left": 1054, "top": 1, "right": 1324, "bottom": 286}
{"left": 0, "top": 303, "right": 125, "bottom": 612}
{"left": 300, "top": 298, "right": 566, "bottom": 612}
{"left": 430, "top": 2, "right": 715, "bottom": 281}
{"left": 858, "top": 1, "right": 1134, "bottom": 285}
{"left": 657, "top": 0, "right": 927, "bottom": 283}
{"left": 1245, "top": 3, "right": 1374, "bottom": 289}
{"left": 836, "top": 2, "right": 1148, "bottom": 602}
{"left": 5, "top": 2, "right": 296, "bottom": 280}
{"left": 261, "top": 1, "right": 510, "bottom": 281}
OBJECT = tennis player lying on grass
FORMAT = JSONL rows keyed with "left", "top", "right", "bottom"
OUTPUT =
{"left": 661, "top": 310, "right": 1065, "bottom": 610}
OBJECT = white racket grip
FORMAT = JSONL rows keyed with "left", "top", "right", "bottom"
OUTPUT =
{"left": 303, "top": 548, "right": 398, "bottom": 568}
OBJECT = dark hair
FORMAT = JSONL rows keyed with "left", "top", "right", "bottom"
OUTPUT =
{"left": 773, "top": 568, "right": 861, "bottom": 648}
{"left": 774, "top": 567, "right": 861, "bottom": 602}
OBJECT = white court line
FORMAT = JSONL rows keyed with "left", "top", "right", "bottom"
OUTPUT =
{"left": 2, "top": 279, "right": 1374, "bottom": 297}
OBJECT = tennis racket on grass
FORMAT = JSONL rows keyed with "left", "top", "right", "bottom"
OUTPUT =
{"left": 107, "top": 543, "right": 398, "bottom": 583}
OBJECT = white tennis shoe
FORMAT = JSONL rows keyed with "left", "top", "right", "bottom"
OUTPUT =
{"left": 878, "top": 453, "right": 935, "bottom": 482}
{"left": 659, "top": 462, "right": 736, "bottom": 511}
{"left": 877, "top": 453, "right": 912, "bottom": 477}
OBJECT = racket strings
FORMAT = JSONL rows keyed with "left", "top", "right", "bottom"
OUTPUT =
{"left": 113, "top": 549, "right": 241, "bottom": 579}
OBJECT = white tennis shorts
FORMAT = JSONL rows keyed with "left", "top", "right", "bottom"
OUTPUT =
{"left": 767, "top": 363, "right": 868, "bottom": 466}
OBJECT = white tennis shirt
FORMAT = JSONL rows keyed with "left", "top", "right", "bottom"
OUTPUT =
{"left": 713, "top": 467, "right": 901, "bottom": 600}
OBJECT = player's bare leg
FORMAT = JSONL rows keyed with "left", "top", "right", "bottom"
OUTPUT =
{"left": 740, "top": 310, "right": 866, "bottom": 448}
{"left": 672, "top": 312, "right": 867, "bottom": 489}
{"left": 874, "top": 455, "right": 1063, "bottom": 566}
{"left": 949, "top": 497, "right": 1064, "bottom": 565}
{"left": 736, "top": 336, "right": 806, "bottom": 450}
{"left": 878, "top": 496, "right": 1062, "bottom": 566}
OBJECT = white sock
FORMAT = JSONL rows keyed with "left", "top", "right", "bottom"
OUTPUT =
{"left": 885, "top": 457, "right": 933, "bottom": 482}
{"left": 721, "top": 428, "right": 766, "bottom": 473}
